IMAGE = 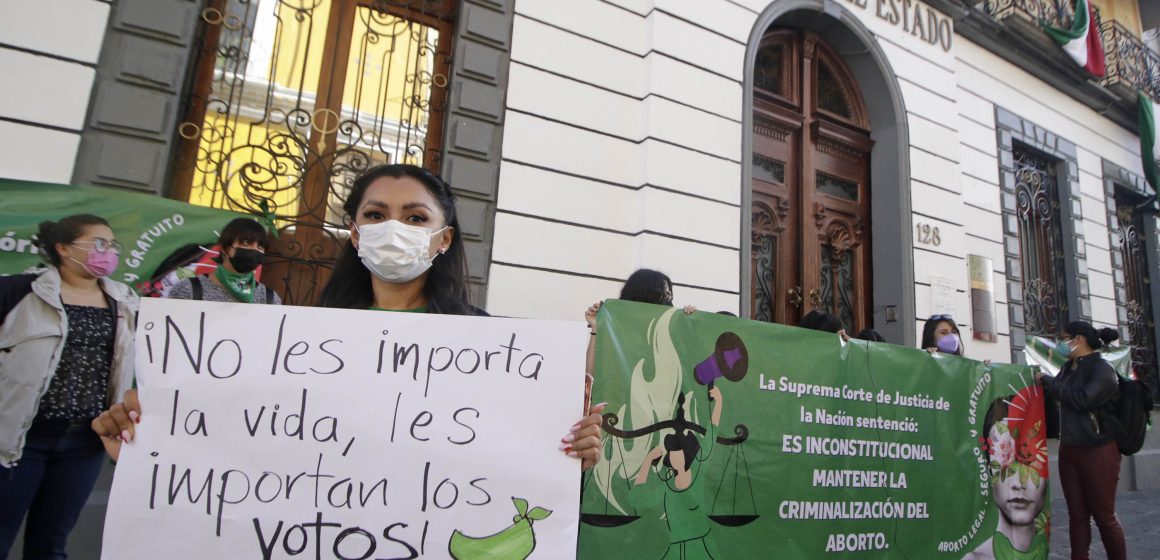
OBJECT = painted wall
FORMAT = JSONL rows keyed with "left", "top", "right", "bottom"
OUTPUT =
{"left": 489, "top": 0, "right": 1148, "bottom": 365}
{"left": 0, "top": 0, "right": 108, "bottom": 184}
{"left": 486, "top": 0, "right": 749, "bottom": 321}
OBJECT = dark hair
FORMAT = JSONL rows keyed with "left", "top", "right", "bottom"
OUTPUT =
{"left": 35, "top": 214, "right": 111, "bottom": 267}
{"left": 1062, "top": 321, "right": 1119, "bottom": 351}
{"left": 662, "top": 429, "right": 701, "bottom": 473}
{"left": 316, "top": 164, "right": 473, "bottom": 314}
{"left": 218, "top": 218, "right": 270, "bottom": 251}
{"left": 856, "top": 328, "right": 885, "bottom": 343}
{"left": 800, "top": 310, "right": 844, "bottom": 333}
{"left": 620, "top": 269, "right": 672, "bottom": 305}
{"left": 920, "top": 316, "right": 963, "bottom": 355}
{"left": 716, "top": 311, "right": 737, "bottom": 317}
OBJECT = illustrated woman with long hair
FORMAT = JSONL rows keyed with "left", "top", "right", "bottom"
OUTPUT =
{"left": 634, "top": 387, "right": 723, "bottom": 559}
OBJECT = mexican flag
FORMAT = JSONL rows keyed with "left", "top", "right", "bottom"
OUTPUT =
{"left": 1043, "top": 0, "right": 1106, "bottom": 77}
{"left": 1142, "top": 91, "right": 1160, "bottom": 190}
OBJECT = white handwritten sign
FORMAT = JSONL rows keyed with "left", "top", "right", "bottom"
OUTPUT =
{"left": 102, "top": 299, "right": 586, "bottom": 560}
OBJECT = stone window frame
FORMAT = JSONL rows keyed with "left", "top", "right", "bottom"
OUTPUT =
{"left": 994, "top": 107, "right": 1090, "bottom": 363}
{"left": 72, "top": 0, "right": 514, "bottom": 307}
{"left": 1101, "top": 159, "right": 1160, "bottom": 355}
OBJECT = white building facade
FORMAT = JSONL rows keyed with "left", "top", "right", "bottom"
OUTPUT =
{"left": 3, "top": 0, "right": 1158, "bottom": 374}
{"left": 3, "top": 1, "right": 1160, "bottom": 555}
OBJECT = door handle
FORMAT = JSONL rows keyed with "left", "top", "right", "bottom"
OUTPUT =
{"left": 788, "top": 286, "right": 803, "bottom": 308}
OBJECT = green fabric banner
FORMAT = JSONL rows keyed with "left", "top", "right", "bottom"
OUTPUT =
{"left": 1025, "top": 335, "right": 1131, "bottom": 377}
{"left": 581, "top": 301, "right": 1049, "bottom": 559}
{"left": 0, "top": 179, "right": 245, "bottom": 289}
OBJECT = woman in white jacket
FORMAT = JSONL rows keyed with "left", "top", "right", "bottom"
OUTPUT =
{"left": 0, "top": 214, "right": 137, "bottom": 559}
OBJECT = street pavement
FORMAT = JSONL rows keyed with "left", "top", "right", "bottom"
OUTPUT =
{"left": 1048, "top": 488, "right": 1160, "bottom": 560}
{"left": 15, "top": 470, "right": 1160, "bottom": 558}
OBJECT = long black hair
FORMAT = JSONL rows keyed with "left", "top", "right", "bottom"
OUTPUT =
{"left": 316, "top": 164, "right": 473, "bottom": 314}
{"left": 1062, "top": 321, "right": 1119, "bottom": 351}
{"left": 35, "top": 214, "right": 110, "bottom": 267}
{"left": 620, "top": 269, "right": 672, "bottom": 305}
{"left": 661, "top": 429, "right": 700, "bottom": 473}
{"left": 800, "top": 310, "right": 844, "bottom": 333}
{"left": 920, "top": 315, "right": 963, "bottom": 355}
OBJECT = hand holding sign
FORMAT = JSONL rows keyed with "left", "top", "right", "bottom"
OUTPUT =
{"left": 91, "top": 389, "right": 141, "bottom": 462}
{"left": 101, "top": 299, "right": 588, "bottom": 560}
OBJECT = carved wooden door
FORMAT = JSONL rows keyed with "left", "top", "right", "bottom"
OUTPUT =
{"left": 750, "top": 30, "right": 873, "bottom": 331}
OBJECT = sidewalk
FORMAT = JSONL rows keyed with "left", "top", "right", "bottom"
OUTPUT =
{"left": 24, "top": 475, "right": 1160, "bottom": 559}
{"left": 1048, "top": 488, "right": 1160, "bottom": 559}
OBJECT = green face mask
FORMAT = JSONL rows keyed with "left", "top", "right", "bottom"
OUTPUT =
{"left": 214, "top": 264, "right": 255, "bottom": 303}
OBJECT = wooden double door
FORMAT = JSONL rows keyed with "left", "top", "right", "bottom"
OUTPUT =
{"left": 750, "top": 30, "right": 874, "bottom": 332}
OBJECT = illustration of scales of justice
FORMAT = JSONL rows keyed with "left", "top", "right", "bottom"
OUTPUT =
{"left": 581, "top": 331, "right": 760, "bottom": 528}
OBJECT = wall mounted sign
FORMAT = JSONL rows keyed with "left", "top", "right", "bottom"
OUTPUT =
{"left": 840, "top": 0, "right": 954, "bottom": 52}
{"left": 969, "top": 255, "right": 998, "bottom": 342}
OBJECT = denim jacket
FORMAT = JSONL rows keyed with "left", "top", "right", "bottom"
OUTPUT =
{"left": 0, "top": 267, "right": 137, "bottom": 466}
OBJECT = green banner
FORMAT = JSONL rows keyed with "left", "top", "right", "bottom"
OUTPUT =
{"left": 0, "top": 179, "right": 245, "bottom": 289}
{"left": 1025, "top": 334, "right": 1131, "bottom": 377}
{"left": 580, "top": 301, "right": 1049, "bottom": 559}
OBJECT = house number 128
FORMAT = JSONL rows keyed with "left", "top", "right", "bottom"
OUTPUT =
{"left": 916, "top": 223, "right": 941, "bottom": 246}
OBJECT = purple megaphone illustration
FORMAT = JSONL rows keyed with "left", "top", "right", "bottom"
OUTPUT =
{"left": 693, "top": 332, "right": 749, "bottom": 401}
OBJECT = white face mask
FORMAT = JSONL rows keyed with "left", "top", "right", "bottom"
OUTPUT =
{"left": 355, "top": 220, "right": 447, "bottom": 283}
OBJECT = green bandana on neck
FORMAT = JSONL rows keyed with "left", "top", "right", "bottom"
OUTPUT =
{"left": 992, "top": 530, "right": 1047, "bottom": 560}
{"left": 214, "top": 265, "right": 256, "bottom": 303}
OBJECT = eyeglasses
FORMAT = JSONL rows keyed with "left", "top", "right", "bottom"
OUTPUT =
{"left": 928, "top": 314, "right": 954, "bottom": 321}
{"left": 72, "top": 239, "right": 123, "bottom": 253}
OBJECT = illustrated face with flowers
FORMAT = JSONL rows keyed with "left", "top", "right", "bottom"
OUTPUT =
{"left": 979, "top": 385, "right": 1049, "bottom": 529}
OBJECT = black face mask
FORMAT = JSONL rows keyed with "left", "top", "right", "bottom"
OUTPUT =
{"left": 229, "top": 247, "right": 265, "bottom": 273}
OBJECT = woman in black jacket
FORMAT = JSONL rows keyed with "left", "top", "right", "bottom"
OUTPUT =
{"left": 1035, "top": 321, "right": 1125, "bottom": 560}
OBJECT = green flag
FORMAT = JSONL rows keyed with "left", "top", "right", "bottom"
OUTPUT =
{"left": 0, "top": 179, "right": 248, "bottom": 289}
{"left": 1140, "top": 91, "right": 1160, "bottom": 191}
{"left": 580, "top": 300, "right": 1049, "bottom": 559}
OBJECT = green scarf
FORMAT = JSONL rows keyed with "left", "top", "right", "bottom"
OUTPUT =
{"left": 992, "top": 530, "right": 1048, "bottom": 560}
{"left": 214, "top": 265, "right": 256, "bottom": 303}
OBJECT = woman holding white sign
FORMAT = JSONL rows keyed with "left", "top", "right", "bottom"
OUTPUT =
{"left": 0, "top": 214, "right": 138, "bottom": 559}
{"left": 317, "top": 164, "right": 478, "bottom": 315}
{"left": 95, "top": 164, "right": 604, "bottom": 470}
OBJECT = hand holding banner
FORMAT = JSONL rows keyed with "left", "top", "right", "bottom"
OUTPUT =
{"left": 579, "top": 301, "right": 1049, "bottom": 559}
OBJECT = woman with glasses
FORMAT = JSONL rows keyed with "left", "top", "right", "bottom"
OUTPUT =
{"left": 920, "top": 314, "right": 964, "bottom": 356}
{"left": 166, "top": 217, "right": 281, "bottom": 304}
{"left": 0, "top": 214, "right": 138, "bottom": 558}
{"left": 1035, "top": 322, "right": 1126, "bottom": 560}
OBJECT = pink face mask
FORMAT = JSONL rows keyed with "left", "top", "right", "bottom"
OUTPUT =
{"left": 71, "top": 248, "right": 119, "bottom": 278}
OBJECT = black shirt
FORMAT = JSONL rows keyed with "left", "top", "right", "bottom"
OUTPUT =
{"left": 35, "top": 304, "right": 115, "bottom": 423}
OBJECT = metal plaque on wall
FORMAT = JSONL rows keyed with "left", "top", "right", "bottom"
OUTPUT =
{"left": 969, "top": 254, "right": 998, "bottom": 342}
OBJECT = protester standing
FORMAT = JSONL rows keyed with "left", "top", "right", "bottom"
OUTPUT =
{"left": 0, "top": 215, "right": 138, "bottom": 559}
{"left": 585, "top": 268, "right": 696, "bottom": 375}
{"left": 93, "top": 164, "right": 603, "bottom": 472}
{"left": 921, "top": 314, "right": 965, "bottom": 355}
{"left": 1036, "top": 322, "right": 1126, "bottom": 560}
{"left": 166, "top": 217, "right": 281, "bottom": 304}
